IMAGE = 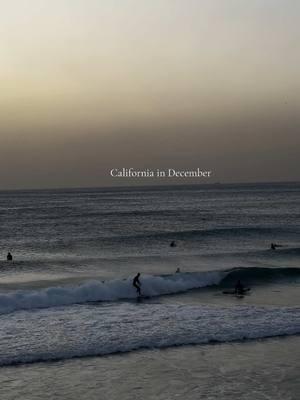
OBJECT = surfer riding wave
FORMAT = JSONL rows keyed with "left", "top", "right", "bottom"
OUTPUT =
{"left": 133, "top": 273, "right": 142, "bottom": 296}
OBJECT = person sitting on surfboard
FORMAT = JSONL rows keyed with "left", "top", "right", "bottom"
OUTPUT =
{"left": 7, "top": 252, "right": 13, "bottom": 261}
{"left": 235, "top": 280, "right": 245, "bottom": 295}
{"left": 133, "top": 273, "right": 142, "bottom": 295}
{"left": 271, "top": 243, "right": 282, "bottom": 250}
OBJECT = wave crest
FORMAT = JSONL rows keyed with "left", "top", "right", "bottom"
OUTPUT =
{"left": 0, "top": 267, "right": 299, "bottom": 314}
{"left": 0, "top": 303, "right": 299, "bottom": 366}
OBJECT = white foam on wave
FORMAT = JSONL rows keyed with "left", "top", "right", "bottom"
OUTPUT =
{"left": 0, "top": 303, "right": 299, "bottom": 366}
{"left": 0, "top": 271, "right": 224, "bottom": 314}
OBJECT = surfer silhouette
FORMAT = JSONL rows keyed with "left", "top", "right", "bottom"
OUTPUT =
{"left": 133, "top": 273, "right": 141, "bottom": 296}
{"left": 271, "top": 243, "right": 282, "bottom": 250}
{"left": 235, "top": 280, "right": 244, "bottom": 294}
{"left": 170, "top": 241, "right": 176, "bottom": 247}
{"left": 7, "top": 252, "right": 13, "bottom": 261}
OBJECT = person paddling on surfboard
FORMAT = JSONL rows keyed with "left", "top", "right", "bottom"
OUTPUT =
{"left": 235, "top": 280, "right": 245, "bottom": 295}
{"left": 133, "top": 273, "right": 142, "bottom": 296}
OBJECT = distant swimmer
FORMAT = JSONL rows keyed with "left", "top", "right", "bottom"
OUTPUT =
{"left": 271, "top": 243, "right": 282, "bottom": 250}
{"left": 175, "top": 267, "right": 181, "bottom": 273}
{"left": 7, "top": 252, "right": 13, "bottom": 261}
{"left": 235, "top": 280, "right": 245, "bottom": 295}
{"left": 133, "top": 273, "right": 142, "bottom": 296}
{"left": 170, "top": 241, "right": 176, "bottom": 247}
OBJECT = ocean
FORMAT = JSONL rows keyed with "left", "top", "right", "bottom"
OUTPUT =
{"left": 0, "top": 182, "right": 299, "bottom": 399}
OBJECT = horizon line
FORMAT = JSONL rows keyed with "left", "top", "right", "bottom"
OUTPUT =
{"left": 0, "top": 179, "right": 299, "bottom": 193}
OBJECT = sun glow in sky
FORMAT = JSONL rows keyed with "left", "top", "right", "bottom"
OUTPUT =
{"left": 0, "top": 0, "right": 299, "bottom": 189}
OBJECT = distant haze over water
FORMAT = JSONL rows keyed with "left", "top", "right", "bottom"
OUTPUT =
{"left": 1, "top": 0, "right": 299, "bottom": 190}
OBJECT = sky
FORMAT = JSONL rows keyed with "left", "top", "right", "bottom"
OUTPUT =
{"left": 0, "top": 0, "right": 299, "bottom": 189}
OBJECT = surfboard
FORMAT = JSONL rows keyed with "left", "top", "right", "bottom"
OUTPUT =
{"left": 222, "top": 288, "right": 251, "bottom": 295}
{"left": 137, "top": 295, "right": 150, "bottom": 300}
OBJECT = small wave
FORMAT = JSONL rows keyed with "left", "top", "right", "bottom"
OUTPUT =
{"left": 117, "top": 226, "right": 298, "bottom": 241}
{"left": 0, "top": 304, "right": 299, "bottom": 366}
{"left": 63, "top": 226, "right": 298, "bottom": 243}
{"left": 221, "top": 266, "right": 300, "bottom": 286}
{"left": 215, "top": 247, "right": 300, "bottom": 259}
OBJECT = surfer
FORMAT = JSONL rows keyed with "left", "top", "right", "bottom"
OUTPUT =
{"left": 175, "top": 267, "right": 181, "bottom": 273}
{"left": 271, "top": 243, "right": 282, "bottom": 250}
{"left": 133, "top": 273, "right": 142, "bottom": 296}
{"left": 170, "top": 241, "right": 176, "bottom": 247}
{"left": 235, "top": 280, "right": 245, "bottom": 295}
{"left": 7, "top": 252, "right": 13, "bottom": 261}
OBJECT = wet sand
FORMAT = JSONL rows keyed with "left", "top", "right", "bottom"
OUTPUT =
{"left": 0, "top": 336, "right": 298, "bottom": 400}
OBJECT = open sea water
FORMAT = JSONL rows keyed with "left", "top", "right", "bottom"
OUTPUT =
{"left": 0, "top": 182, "right": 299, "bottom": 399}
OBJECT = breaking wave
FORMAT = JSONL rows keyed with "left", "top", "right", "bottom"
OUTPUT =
{"left": 0, "top": 271, "right": 223, "bottom": 314}
{"left": 0, "top": 303, "right": 299, "bottom": 366}
{"left": 0, "top": 267, "right": 299, "bottom": 315}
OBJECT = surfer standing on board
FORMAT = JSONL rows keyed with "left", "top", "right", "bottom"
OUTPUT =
{"left": 133, "top": 273, "right": 142, "bottom": 296}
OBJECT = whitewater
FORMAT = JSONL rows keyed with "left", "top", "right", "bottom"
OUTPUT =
{"left": 1, "top": 302, "right": 299, "bottom": 366}
{"left": 1, "top": 266, "right": 299, "bottom": 314}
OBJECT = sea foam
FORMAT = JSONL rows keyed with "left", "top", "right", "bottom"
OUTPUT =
{"left": 0, "top": 303, "right": 299, "bottom": 366}
{"left": 0, "top": 271, "right": 224, "bottom": 314}
{"left": 1, "top": 267, "right": 300, "bottom": 314}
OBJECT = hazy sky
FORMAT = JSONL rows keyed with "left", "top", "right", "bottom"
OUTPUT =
{"left": 1, "top": 0, "right": 299, "bottom": 189}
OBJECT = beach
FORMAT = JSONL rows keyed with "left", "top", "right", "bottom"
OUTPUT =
{"left": 1, "top": 336, "right": 299, "bottom": 400}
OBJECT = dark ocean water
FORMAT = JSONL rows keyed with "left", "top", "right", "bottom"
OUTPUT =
{"left": 0, "top": 183, "right": 299, "bottom": 380}
{"left": 0, "top": 182, "right": 299, "bottom": 277}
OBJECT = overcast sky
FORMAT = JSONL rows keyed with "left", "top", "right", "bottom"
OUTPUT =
{"left": 1, "top": 0, "right": 299, "bottom": 189}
